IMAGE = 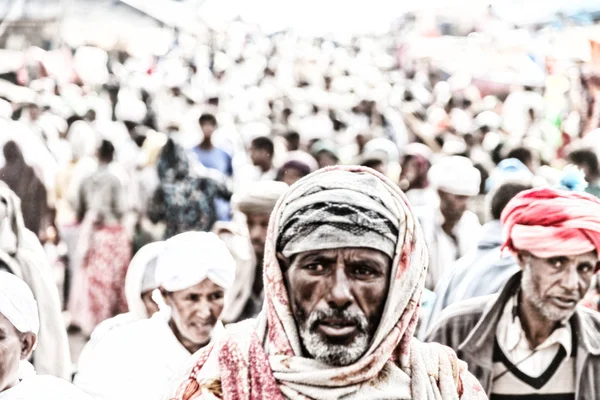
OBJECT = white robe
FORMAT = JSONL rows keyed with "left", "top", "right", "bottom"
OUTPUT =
{"left": 417, "top": 207, "right": 482, "bottom": 291}
{"left": 0, "top": 376, "right": 91, "bottom": 400}
{"left": 74, "top": 312, "right": 193, "bottom": 400}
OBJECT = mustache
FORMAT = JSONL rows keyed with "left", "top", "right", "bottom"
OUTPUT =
{"left": 307, "top": 308, "right": 369, "bottom": 333}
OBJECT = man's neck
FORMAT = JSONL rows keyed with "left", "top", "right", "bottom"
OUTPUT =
{"left": 441, "top": 218, "right": 459, "bottom": 238}
{"left": 258, "top": 162, "right": 272, "bottom": 174}
{"left": 252, "top": 258, "right": 264, "bottom": 296}
{"left": 199, "top": 139, "right": 213, "bottom": 150}
{"left": 517, "top": 291, "right": 559, "bottom": 348}
{"left": 169, "top": 320, "right": 207, "bottom": 354}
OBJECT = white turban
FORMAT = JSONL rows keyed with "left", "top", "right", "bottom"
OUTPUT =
{"left": 233, "top": 181, "right": 289, "bottom": 215}
{"left": 428, "top": 156, "right": 481, "bottom": 196}
{"left": 156, "top": 232, "right": 236, "bottom": 292}
{"left": 0, "top": 271, "right": 39, "bottom": 336}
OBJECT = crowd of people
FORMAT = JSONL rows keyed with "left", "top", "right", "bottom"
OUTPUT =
{"left": 1, "top": 8, "right": 600, "bottom": 400}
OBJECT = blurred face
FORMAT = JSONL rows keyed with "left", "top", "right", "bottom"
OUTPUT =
{"left": 281, "top": 167, "right": 304, "bottom": 186}
{"left": 438, "top": 190, "right": 470, "bottom": 223}
{"left": 200, "top": 122, "right": 216, "bottom": 140}
{"left": 0, "top": 314, "right": 35, "bottom": 393}
{"left": 316, "top": 152, "right": 338, "bottom": 169}
{"left": 141, "top": 290, "right": 159, "bottom": 317}
{"left": 162, "top": 279, "right": 225, "bottom": 354}
{"left": 283, "top": 248, "right": 391, "bottom": 366}
{"left": 249, "top": 146, "right": 271, "bottom": 167}
{"left": 246, "top": 213, "right": 270, "bottom": 261}
{"left": 519, "top": 251, "right": 598, "bottom": 322}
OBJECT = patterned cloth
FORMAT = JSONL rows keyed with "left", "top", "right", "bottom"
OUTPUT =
{"left": 69, "top": 226, "right": 130, "bottom": 335}
{"left": 148, "top": 140, "right": 222, "bottom": 239}
{"left": 170, "top": 166, "right": 487, "bottom": 400}
{"left": 501, "top": 187, "right": 600, "bottom": 258}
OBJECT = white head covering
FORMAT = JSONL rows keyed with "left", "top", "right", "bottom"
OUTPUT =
{"left": 233, "top": 181, "right": 289, "bottom": 215}
{"left": 0, "top": 271, "right": 39, "bottom": 336}
{"left": 125, "top": 241, "right": 165, "bottom": 319}
{"left": 428, "top": 155, "right": 481, "bottom": 196}
{"left": 156, "top": 232, "right": 236, "bottom": 292}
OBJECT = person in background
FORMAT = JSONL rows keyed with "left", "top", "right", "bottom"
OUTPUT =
{"left": 220, "top": 181, "right": 288, "bottom": 323}
{"left": 427, "top": 188, "right": 600, "bottom": 399}
{"left": 248, "top": 136, "right": 277, "bottom": 181}
{"left": 0, "top": 272, "right": 91, "bottom": 399}
{"left": 0, "top": 140, "right": 49, "bottom": 238}
{"left": 277, "top": 159, "right": 312, "bottom": 186}
{"left": 506, "top": 146, "right": 539, "bottom": 174}
{"left": 417, "top": 155, "right": 482, "bottom": 290}
{"left": 423, "top": 180, "right": 533, "bottom": 336}
{"left": 192, "top": 113, "right": 233, "bottom": 221}
{"left": 311, "top": 139, "right": 339, "bottom": 169}
{"left": 75, "top": 232, "right": 235, "bottom": 400}
{"left": 284, "top": 131, "right": 300, "bottom": 152}
{"left": 148, "top": 139, "right": 225, "bottom": 239}
{"left": 398, "top": 143, "right": 434, "bottom": 208}
{"left": 568, "top": 148, "right": 600, "bottom": 198}
{"left": 71, "top": 139, "right": 130, "bottom": 336}
{"left": 170, "top": 167, "right": 485, "bottom": 400}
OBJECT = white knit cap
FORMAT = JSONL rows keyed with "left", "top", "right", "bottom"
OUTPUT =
{"left": 0, "top": 271, "right": 39, "bottom": 335}
{"left": 156, "top": 232, "right": 236, "bottom": 292}
{"left": 428, "top": 155, "right": 481, "bottom": 196}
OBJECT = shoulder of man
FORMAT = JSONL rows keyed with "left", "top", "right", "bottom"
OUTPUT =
{"left": 576, "top": 304, "right": 600, "bottom": 337}
{"left": 425, "top": 294, "right": 496, "bottom": 349}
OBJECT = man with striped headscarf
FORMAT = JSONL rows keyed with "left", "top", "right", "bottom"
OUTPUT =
{"left": 170, "top": 166, "right": 486, "bottom": 400}
{"left": 428, "top": 188, "right": 600, "bottom": 399}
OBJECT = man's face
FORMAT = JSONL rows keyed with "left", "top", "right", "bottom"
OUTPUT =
{"left": 316, "top": 152, "right": 338, "bottom": 169}
{"left": 200, "top": 122, "right": 216, "bottom": 140}
{"left": 284, "top": 248, "right": 391, "bottom": 366}
{"left": 0, "top": 314, "right": 34, "bottom": 393}
{"left": 141, "top": 290, "right": 159, "bottom": 317}
{"left": 520, "top": 251, "right": 598, "bottom": 321}
{"left": 249, "top": 146, "right": 270, "bottom": 167}
{"left": 438, "top": 190, "right": 470, "bottom": 222}
{"left": 246, "top": 213, "right": 270, "bottom": 261}
{"left": 163, "top": 279, "right": 225, "bottom": 353}
{"left": 281, "top": 167, "right": 304, "bottom": 186}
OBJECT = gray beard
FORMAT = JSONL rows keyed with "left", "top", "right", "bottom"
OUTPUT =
{"left": 522, "top": 265, "right": 578, "bottom": 322}
{"left": 299, "top": 308, "right": 371, "bottom": 367}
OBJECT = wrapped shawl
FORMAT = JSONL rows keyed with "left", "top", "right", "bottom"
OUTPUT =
{"left": 0, "top": 185, "right": 71, "bottom": 379}
{"left": 501, "top": 187, "right": 600, "bottom": 258}
{"left": 171, "top": 166, "right": 486, "bottom": 400}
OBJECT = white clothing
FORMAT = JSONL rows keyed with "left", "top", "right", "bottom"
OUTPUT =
{"left": 0, "top": 375, "right": 91, "bottom": 400}
{"left": 0, "top": 271, "right": 39, "bottom": 335}
{"left": 75, "top": 313, "right": 193, "bottom": 400}
{"left": 496, "top": 293, "right": 572, "bottom": 377}
{"left": 418, "top": 207, "right": 482, "bottom": 291}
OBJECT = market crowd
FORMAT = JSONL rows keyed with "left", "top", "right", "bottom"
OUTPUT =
{"left": 1, "top": 15, "right": 600, "bottom": 400}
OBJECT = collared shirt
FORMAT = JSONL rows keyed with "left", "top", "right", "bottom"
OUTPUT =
{"left": 496, "top": 293, "right": 572, "bottom": 377}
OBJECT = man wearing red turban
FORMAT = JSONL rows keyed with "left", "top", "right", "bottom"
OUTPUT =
{"left": 427, "top": 187, "right": 600, "bottom": 400}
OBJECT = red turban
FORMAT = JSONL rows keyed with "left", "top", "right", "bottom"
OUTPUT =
{"left": 501, "top": 188, "right": 600, "bottom": 258}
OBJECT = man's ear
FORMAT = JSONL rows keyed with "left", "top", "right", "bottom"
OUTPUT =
{"left": 19, "top": 332, "right": 36, "bottom": 361}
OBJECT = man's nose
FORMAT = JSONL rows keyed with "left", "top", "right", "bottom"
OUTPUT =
{"left": 326, "top": 265, "right": 353, "bottom": 310}
{"left": 560, "top": 265, "right": 579, "bottom": 292}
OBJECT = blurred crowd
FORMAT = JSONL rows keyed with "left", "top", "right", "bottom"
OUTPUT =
{"left": 1, "top": 7, "right": 600, "bottom": 399}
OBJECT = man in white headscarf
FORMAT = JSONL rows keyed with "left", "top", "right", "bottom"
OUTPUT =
{"left": 74, "top": 232, "right": 236, "bottom": 400}
{"left": 0, "top": 185, "right": 71, "bottom": 380}
{"left": 0, "top": 272, "right": 91, "bottom": 399}
{"left": 416, "top": 156, "right": 483, "bottom": 291}
{"left": 218, "top": 181, "right": 288, "bottom": 323}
